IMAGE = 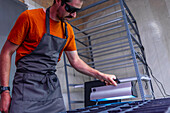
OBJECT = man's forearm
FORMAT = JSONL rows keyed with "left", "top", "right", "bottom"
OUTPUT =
{"left": 0, "top": 52, "right": 12, "bottom": 87}
{"left": 0, "top": 40, "right": 18, "bottom": 87}
{"left": 0, "top": 54, "right": 11, "bottom": 113}
{"left": 71, "top": 57, "right": 100, "bottom": 78}
{"left": 70, "top": 57, "right": 117, "bottom": 85}
{"left": 65, "top": 51, "right": 117, "bottom": 86}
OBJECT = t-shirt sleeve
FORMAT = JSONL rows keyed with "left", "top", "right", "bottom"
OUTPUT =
{"left": 64, "top": 25, "right": 77, "bottom": 51}
{"left": 7, "top": 10, "right": 29, "bottom": 45}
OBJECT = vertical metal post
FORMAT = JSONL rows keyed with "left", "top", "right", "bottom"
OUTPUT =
{"left": 134, "top": 20, "right": 155, "bottom": 99}
{"left": 122, "top": 0, "right": 155, "bottom": 99}
{"left": 87, "top": 36, "right": 95, "bottom": 69}
{"left": 87, "top": 36, "right": 96, "bottom": 80}
{"left": 119, "top": 0, "right": 146, "bottom": 101}
{"left": 63, "top": 52, "right": 72, "bottom": 110}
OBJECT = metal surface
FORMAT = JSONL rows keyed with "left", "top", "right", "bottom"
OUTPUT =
{"left": 117, "top": 76, "right": 151, "bottom": 83}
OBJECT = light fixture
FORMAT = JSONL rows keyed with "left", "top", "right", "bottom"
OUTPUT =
{"left": 90, "top": 81, "right": 137, "bottom": 102}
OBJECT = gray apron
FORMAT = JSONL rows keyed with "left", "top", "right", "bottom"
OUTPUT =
{"left": 10, "top": 7, "right": 67, "bottom": 113}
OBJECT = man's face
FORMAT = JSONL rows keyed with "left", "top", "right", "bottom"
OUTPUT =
{"left": 57, "top": 0, "right": 83, "bottom": 21}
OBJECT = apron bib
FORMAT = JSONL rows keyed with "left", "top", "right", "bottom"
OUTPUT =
{"left": 10, "top": 7, "right": 68, "bottom": 113}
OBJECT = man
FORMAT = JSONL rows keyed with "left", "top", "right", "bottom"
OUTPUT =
{"left": 0, "top": 0, "right": 117, "bottom": 112}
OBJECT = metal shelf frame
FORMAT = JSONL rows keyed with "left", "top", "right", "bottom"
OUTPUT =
{"left": 63, "top": 0, "right": 155, "bottom": 110}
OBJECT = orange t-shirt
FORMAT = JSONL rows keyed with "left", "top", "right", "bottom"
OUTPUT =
{"left": 7, "top": 8, "right": 77, "bottom": 64}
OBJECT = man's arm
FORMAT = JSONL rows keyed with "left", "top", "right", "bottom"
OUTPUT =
{"left": 0, "top": 40, "right": 19, "bottom": 113}
{"left": 65, "top": 50, "right": 117, "bottom": 86}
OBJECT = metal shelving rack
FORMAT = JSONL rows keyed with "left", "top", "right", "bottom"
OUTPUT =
{"left": 63, "top": 0, "right": 155, "bottom": 110}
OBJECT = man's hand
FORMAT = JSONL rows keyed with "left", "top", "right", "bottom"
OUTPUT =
{"left": 0, "top": 91, "right": 11, "bottom": 113}
{"left": 97, "top": 72, "right": 118, "bottom": 86}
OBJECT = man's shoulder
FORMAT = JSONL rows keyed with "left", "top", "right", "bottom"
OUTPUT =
{"left": 24, "top": 8, "right": 45, "bottom": 21}
{"left": 26, "top": 8, "right": 44, "bottom": 15}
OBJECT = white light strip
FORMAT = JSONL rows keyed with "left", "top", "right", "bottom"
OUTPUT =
{"left": 91, "top": 95, "right": 136, "bottom": 102}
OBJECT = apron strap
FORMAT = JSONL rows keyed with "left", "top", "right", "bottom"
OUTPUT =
{"left": 46, "top": 7, "right": 50, "bottom": 34}
{"left": 65, "top": 22, "right": 68, "bottom": 39}
{"left": 41, "top": 71, "right": 57, "bottom": 91}
{"left": 46, "top": 7, "right": 68, "bottom": 39}
{"left": 61, "top": 20, "right": 68, "bottom": 40}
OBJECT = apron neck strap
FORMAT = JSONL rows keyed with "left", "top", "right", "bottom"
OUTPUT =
{"left": 62, "top": 21, "right": 68, "bottom": 39}
{"left": 46, "top": 7, "right": 50, "bottom": 34}
{"left": 46, "top": 7, "right": 68, "bottom": 39}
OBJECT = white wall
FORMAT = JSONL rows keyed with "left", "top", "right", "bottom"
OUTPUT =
{"left": 24, "top": 0, "right": 43, "bottom": 9}
{"left": 125, "top": 0, "right": 170, "bottom": 98}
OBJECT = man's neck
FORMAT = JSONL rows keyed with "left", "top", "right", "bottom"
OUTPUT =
{"left": 44, "top": 6, "right": 60, "bottom": 22}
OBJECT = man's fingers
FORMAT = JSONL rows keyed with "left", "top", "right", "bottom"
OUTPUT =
{"left": 108, "top": 77, "right": 117, "bottom": 86}
{"left": 0, "top": 106, "right": 8, "bottom": 113}
{"left": 98, "top": 74, "right": 118, "bottom": 86}
{"left": 100, "top": 79, "right": 104, "bottom": 82}
{"left": 104, "top": 79, "right": 117, "bottom": 86}
{"left": 0, "top": 92, "right": 11, "bottom": 113}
